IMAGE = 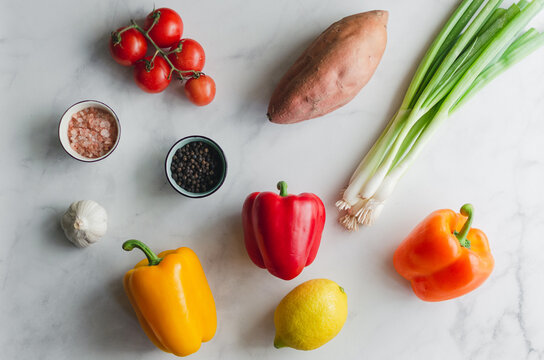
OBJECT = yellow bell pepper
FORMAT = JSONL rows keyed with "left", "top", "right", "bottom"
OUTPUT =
{"left": 122, "top": 239, "right": 217, "bottom": 357}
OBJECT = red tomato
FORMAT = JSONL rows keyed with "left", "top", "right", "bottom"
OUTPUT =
{"left": 144, "top": 8, "right": 183, "bottom": 48}
{"left": 168, "top": 39, "right": 206, "bottom": 72}
{"left": 133, "top": 56, "right": 172, "bottom": 93}
{"left": 109, "top": 27, "right": 147, "bottom": 66}
{"left": 184, "top": 75, "right": 216, "bottom": 106}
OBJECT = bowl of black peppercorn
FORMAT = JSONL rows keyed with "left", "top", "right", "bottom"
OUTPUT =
{"left": 165, "top": 136, "right": 227, "bottom": 198}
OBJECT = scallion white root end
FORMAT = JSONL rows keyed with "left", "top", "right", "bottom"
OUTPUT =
{"left": 337, "top": 197, "right": 385, "bottom": 230}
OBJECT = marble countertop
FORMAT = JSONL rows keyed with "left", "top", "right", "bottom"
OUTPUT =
{"left": 2, "top": 0, "right": 544, "bottom": 359}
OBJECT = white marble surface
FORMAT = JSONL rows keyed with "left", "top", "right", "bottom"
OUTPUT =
{"left": 2, "top": 0, "right": 544, "bottom": 359}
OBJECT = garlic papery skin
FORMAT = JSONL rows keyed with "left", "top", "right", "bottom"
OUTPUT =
{"left": 61, "top": 200, "right": 108, "bottom": 248}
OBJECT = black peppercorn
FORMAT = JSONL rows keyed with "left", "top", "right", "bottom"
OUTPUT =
{"left": 170, "top": 141, "right": 224, "bottom": 194}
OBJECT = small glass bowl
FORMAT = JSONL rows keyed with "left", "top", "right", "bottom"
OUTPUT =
{"left": 165, "top": 136, "right": 227, "bottom": 198}
{"left": 58, "top": 100, "right": 121, "bottom": 162}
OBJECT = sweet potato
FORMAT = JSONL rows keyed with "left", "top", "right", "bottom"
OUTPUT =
{"left": 267, "top": 10, "right": 388, "bottom": 124}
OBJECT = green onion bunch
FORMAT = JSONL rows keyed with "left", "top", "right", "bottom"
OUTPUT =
{"left": 337, "top": 0, "right": 544, "bottom": 230}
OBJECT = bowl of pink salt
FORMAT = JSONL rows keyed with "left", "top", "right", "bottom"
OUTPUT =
{"left": 58, "top": 100, "right": 120, "bottom": 162}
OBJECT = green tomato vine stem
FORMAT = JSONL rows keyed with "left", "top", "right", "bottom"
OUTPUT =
{"left": 113, "top": 16, "right": 203, "bottom": 81}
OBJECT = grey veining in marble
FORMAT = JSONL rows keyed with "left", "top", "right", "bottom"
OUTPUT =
{"left": 2, "top": 0, "right": 544, "bottom": 359}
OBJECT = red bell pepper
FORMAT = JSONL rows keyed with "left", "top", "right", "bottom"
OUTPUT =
{"left": 242, "top": 181, "right": 326, "bottom": 280}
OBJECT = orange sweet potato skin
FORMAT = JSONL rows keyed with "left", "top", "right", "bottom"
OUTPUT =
{"left": 267, "top": 10, "right": 388, "bottom": 124}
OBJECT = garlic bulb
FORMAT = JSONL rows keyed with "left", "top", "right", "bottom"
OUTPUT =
{"left": 61, "top": 200, "right": 108, "bottom": 248}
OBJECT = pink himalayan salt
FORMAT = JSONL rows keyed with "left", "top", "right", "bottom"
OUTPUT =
{"left": 67, "top": 107, "right": 118, "bottom": 158}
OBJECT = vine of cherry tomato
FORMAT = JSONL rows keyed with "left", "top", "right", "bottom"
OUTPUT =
{"left": 109, "top": 27, "right": 147, "bottom": 66}
{"left": 109, "top": 7, "right": 215, "bottom": 106}
{"left": 168, "top": 39, "right": 205, "bottom": 72}
{"left": 144, "top": 8, "right": 183, "bottom": 48}
{"left": 134, "top": 56, "right": 171, "bottom": 93}
{"left": 185, "top": 75, "right": 216, "bottom": 106}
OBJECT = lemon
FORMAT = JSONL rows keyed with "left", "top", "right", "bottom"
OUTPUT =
{"left": 273, "top": 279, "right": 348, "bottom": 351}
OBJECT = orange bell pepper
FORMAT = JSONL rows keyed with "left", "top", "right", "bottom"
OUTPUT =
{"left": 122, "top": 240, "right": 217, "bottom": 357}
{"left": 393, "top": 204, "right": 494, "bottom": 302}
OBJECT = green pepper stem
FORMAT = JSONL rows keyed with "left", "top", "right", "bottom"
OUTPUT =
{"left": 277, "top": 181, "right": 288, "bottom": 197}
{"left": 455, "top": 204, "right": 474, "bottom": 248}
{"left": 122, "top": 240, "right": 163, "bottom": 266}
